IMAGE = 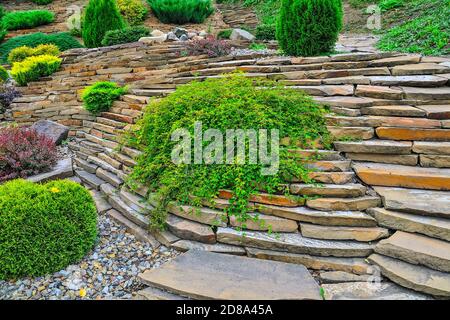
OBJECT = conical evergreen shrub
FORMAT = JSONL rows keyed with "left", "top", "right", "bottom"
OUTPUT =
{"left": 276, "top": 0, "right": 343, "bottom": 57}
{"left": 82, "top": 0, "right": 125, "bottom": 48}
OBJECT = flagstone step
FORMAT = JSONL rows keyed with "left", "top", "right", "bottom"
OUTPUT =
{"left": 290, "top": 171, "right": 356, "bottom": 184}
{"left": 300, "top": 223, "right": 389, "bottom": 242}
{"left": 416, "top": 105, "right": 450, "bottom": 119}
{"left": 376, "top": 127, "right": 450, "bottom": 141}
{"left": 319, "top": 271, "right": 374, "bottom": 284}
{"left": 334, "top": 140, "right": 412, "bottom": 154}
{"left": 118, "top": 188, "right": 153, "bottom": 213}
{"left": 167, "top": 203, "right": 227, "bottom": 227}
{"left": 345, "top": 153, "right": 418, "bottom": 166}
{"left": 368, "top": 208, "right": 450, "bottom": 242}
{"left": 305, "top": 160, "right": 352, "bottom": 172}
{"left": 133, "top": 287, "right": 189, "bottom": 300}
{"left": 306, "top": 196, "right": 381, "bottom": 211}
{"left": 166, "top": 214, "right": 216, "bottom": 244}
{"left": 367, "top": 75, "right": 448, "bottom": 87}
{"left": 322, "top": 282, "right": 431, "bottom": 300}
{"left": 256, "top": 204, "right": 377, "bottom": 227}
{"left": 289, "top": 183, "right": 367, "bottom": 198}
{"left": 171, "top": 239, "right": 246, "bottom": 256}
{"left": 413, "top": 141, "right": 450, "bottom": 154}
{"left": 374, "top": 186, "right": 450, "bottom": 218}
{"left": 75, "top": 170, "right": 105, "bottom": 190}
{"left": 314, "top": 96, "right": 374, "bottom": 109}
{"left": 229, "top": 212, "right": 298, "bottom": 232}
{"left": 353, "top": 163, "right": 450, "bottom": 191}
{"left": 138, "top": 250, "right": 322, "bottom": 300}
{"left": 287, "top": 149, "right": 344, "bottom": 161}
{"left": 375, "top": 231, "right": 450, "bottom": 272}
{"left": 360, "top": 105, "right": 426, "bottom": 117}
{"left": 355, "top": 85, "right": 403, "bottom": 100}
{"left": 216, "top": 228, "right": 374, "bottom": 257}
{"left": 368, "top": 55, "right": 421, "bottom": 68}
{"left": 368, "top": 254, "right": 450, "bottom": 297}
{"left": 218, "top": 189, "right": 305, "bottom": 207}
{"left": 245, "top": 247, "right": 371, "bottom": 275}
{"left": 402, "top": 86, "right": 450, "bottom": 100}
{"left": 108, "top": 194, "right": 149, "bottom": 228}
{"left": 327, "top": 115, "right": 441, "bottom": 128}
{"left": 420, "top": 154, "right": 450, "bottom": 168}
{"left": 327, "top": 126, "right": 374, "bottom": 140}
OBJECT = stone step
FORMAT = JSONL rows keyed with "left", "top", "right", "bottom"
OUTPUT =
{"left": 287, "top": 149, "right": 344, "bottom": 161}
{"left": 416, "top": 105, "right": 450, "bottom": 120}
{"left": 246, "top": 247, "right": 371, "bottom": 275}
{"left": 402, "top": 86, "right": 450, "bottom": 100}
{"left": 257, "top": 204, "right": 377, "bottom": 227}
{"left": 328, "top": 126, "right": 374, "bottom": 140}
{"left": 322, "top": 282, "right": 431, "bottom": 300}
{"left": 368, "top": 254, "right": 450, "bottom": 297}
{"left": 100, "top": 112, "right": 134, "bottom": 124}
{"left": 413, "top": 141, "right": 450, "bottom": 154}
{"left": 217, "top": 228, "right": 374, "bottom": 257}
{"left": 376, "top": 127, "right": 450, "bottom": 141}
{"left": 345, "top": 153, "right": 418, "bottom": 166}
{"left": 368, "top": 208, "right": 450, "bottom": 242}
{"left": 361, "top": 105, "right": 426, "bottom": 117}
{"left": 374, "top": 186, "right": 450, "bottom": 218}
{"left": 291, "top": 171, "right": 356, "bottom": 184}
{"left": 355, "top": 85, "right": 403, "bottom": 100}
{"left": 138, "top": 250, "right": 322, "bottom": 300}
{"left": 96, "top": 117, "right": 128, "bottom": 129}
{"left": 171, "top": 239, "right": 246, "bottom": 256}
{"left": 166, "top": 214, "right": 216, "bottom": 244}
{"left": 327, "top": 115, "right": 441, "bottom": 128}
{"left": 368, "top": 75, "right": 448, "bottom": 87}
{"left": 119, "top": 188, "right": 153, "bottom": 213}
{"left": 314, "top": 96, "right": 374, "bottom": 109}
{"left": 375, "top": 231, "right": 450, "bottom": 272}
{"left": 167, "top": 203, "right": 227, "bottom": 227}
{"left": 354, "top": 163, "right": 450, "bottom": 191}
{"left": 334, "top": 140, "right": 412, "bottom": 154}
{"left": 305, "top": 160, "right": 352, "bottom": 172}
{"left": 289, "top": 183, "right": 367, "bottom": 198}
{"left": 420, "top": 154, "right": 450, "bottom": 168}
{"left": 218, "top": 189, "right": 305, "bottom": 207}
{"left": 96, "top": 167, "right": 123, "bottom": 188}
{"left": 76, "top": 170, "right": 105, "bottom": 190}
{"left": 133, "top": 287, "right": 189, "bottom": 300}
{"left": 306, "top": 196, "right": 381, "bottom": 211}
{"left": 300, "top": 223, "right": 389, "bottom": 242}
{"left": 368, "top": 55, "right": 421, "bottom": 68}
{"left": 391, "top": 63, "right": 449, "bottom": 76}
{"left": 108, "top": 194, "right": 149, "bottom": 228}
{"left": 319, "top": 271, "right": 374, "bottom": 284}
{"left": 229, "top": 212, "right": 298, "bottom": 232}
{"left": 129, "top": 88, "right": 174, "bottom": 97}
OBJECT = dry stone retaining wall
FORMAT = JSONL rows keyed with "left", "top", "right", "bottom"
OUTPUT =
{"left": 3, "top": 42, "right": 450, "bottom": 297}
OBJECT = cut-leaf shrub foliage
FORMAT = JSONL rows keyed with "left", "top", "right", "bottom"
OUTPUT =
{"left": 277, "top": 0, "right": 343, "bottom": 56}
{"left": 0, "top": 66, "right": 8, "bottom": 82}
{"left": 0, "top": 86, "right": 21, "bottom": 113}
{"left": 117, "top": 0, "right": 149, "bottom": 25}
{"left": 8, "top": 44, "right": 59, "bottom": 64}
{"left": 0, "top": 179, "right": 97, "bottom": 279}
{"left": 185, "top": 36, "right": 232, "bottom": 57}
{"left": 0, "top": 126, "right": 57, "bottom": 182}
{"left": 147, "top": 0, "right": 214, "bottom": 24}
{"left": 1, "top": 10, "right": 55, "bottom": 31}
{"left": 82, "top": 81, "right": 127, "bottom": 114}
{"left": 128, "top": 73, "right": 331, "bottom": 230}
{"left": 0, "top": 32, "right": 82, "bottom": 63}
{"left": 101, "top": 26, "right": 150, "bottom": 46}
{"left": 11, "top": 54, "right": 61, "bottom": 86}
{"left": 82, "top": 0, "right": 126, "bottom": 48}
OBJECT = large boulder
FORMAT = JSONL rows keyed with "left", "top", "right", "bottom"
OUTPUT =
{"left": 31, "top": 120, "right": 69, "bottom": 145}
{"left": 230, "top": 28, "right": 255, "bottom": 41}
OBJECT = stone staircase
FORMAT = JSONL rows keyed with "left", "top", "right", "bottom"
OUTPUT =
{"left": 4, "top": 41, "right": 450, "bottom": 298}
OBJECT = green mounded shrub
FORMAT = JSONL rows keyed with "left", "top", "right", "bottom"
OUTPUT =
{"left": 11, "top": 54, "right": 62, "bottom": 86}
{"left": 82, "top": 0, "right": 126, "bottom": 48}
{"left": 276, "top": 0, "right": 343, "bottom": 56}
{"left": 0, "top": 32, "right": 82, "bottom": 63}
{"left": 8, "top": 44, "right": 59, "bottom": 64}
{"left": 82, "top": 81, "right": 127, "bottom": 114}
{"left": 0, "top": 5, "right": 6, "bottom": 20}
{"left": 255, "top": 24, "right": 276, "bottom": 41}
{"left": 117, "top": 0, "right": 149, "bottom": 25}
{"left": 0, "top": 179, "right": 97, "bottom": 279}
{"left": 127, "top": 73, "right": 331, "bottom": 230}
{"left": 1, "top": 10, "right": 55, "bottom": 31}
{"left": 101, "top": 26, "right": 150, "bottom": 46}
{"left": 147, "top": 0, "right": 214, "bottom": 24}
{"left": 31, "top": 0, "right": 54, "bottom": 4}
{"left": 0, "top": 66, "right": 8, "bottom": 83}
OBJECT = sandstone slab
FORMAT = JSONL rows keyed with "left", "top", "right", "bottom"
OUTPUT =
{"left": 392, "top": 63, "right": 449, "bottom": 76}
{"left": 28, "top": 158, "right": 73, "bottom": 183}
{"left": 171, "top": 239, "right": 246, "bottom": 255}
{"left": 166, "top": 214, "right": 216, "bottom": 244}
{"left": 356, "top": 85, "right": 403, "bottom": 100}
{"left": 416, "top": 105, "right": 450, "bottom": 119}
{"left": 167, "top": 204, "right": 227, "bottom": 227}
{"left": 31, "top": 119, "right": 69, "bottom": 145}
{"left": 413, "top": 141, "right": 450, "bottom": 154}
{"left": 420, "top": 154, "right": 450, "bottom": 168}
{"left": 138, "top": 250, "right": 322, "bottom": 300}
{"left": 289, "top": 184, "right": 366, "bottom": 198}
{"left": 376, "top": 127, "right": 450, "bottom": 141}
{"left": 300, "top": 223, "right": 389, "bottom": 242}
{"left": 334, "top": 140, "right": 412, "bottom": 154}
{"left": 229, "top": 212, "right": 298, "bottom": 232}
{"left": 319, "top": 271, "right": 374, "bottom": 284}
{"left": 306, "top": 196, "right": 381, "bottom": 211}
{"left": 345, "top": 153, "right": 418, "bottom": 166}
{"left": 361, "top": 105, "right": 425, "bottom": 117}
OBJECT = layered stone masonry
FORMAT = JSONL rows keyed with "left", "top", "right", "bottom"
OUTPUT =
{"left": 3, "top": 41, "right": 450, "bottom": 297}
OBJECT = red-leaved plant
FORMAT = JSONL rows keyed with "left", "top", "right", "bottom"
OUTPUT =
{"left": 0, "top": 126, "right": 57, "bottom": 182}
{"left": 184, "top": 36, "right": 232, "bottom": 58}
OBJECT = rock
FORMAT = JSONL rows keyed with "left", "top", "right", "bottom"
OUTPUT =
{"left": 314, "top": 96, "right": 374, "bottom": 109}
{"left": 354, "top": 163, "right": 450, "bottom": 191}
{"left": 413, "top": 141, "right": 450, "bottom": 155}
{"left": 166, "top": 32, "right": 179, "bottom": 41}
{"left": 171, "top": 239, "right": 246, "bottom": 255}
{"left": 368, "top": 75, "right": 448, "bottom": 87}
{"left": 306, "top": 196, "right": 381, "bottom": 211}
{"left": 361, "top": 105, "right": 425, "bottom": 117}
{"left": 96, "top": 167, "right": 123, "bottom": 188}
{"left": 327, "top": 126, "right": 374, "bottom": 140}
{"left": 345, "top": 153, "right": 418, "bottom": 166}
{"left": 256, "top": 204, "right": 377, "bottom": 227}
{"left": 138, "top": 250, "right": 322, "bottom": 300}
{"left": 166, "top": 214, "right": 216, "bottom": 244}
{"left": 300, "top": 223, "right": 389, "bottom": 242}
{"left": 230, "top": 28, "right": 255, "bottom": 41}
{"left": 319, "top": 271, "right": 374, "bottom": 284}
{"left": 391, "top": 63, "right": 449, "bottom": 76}
{"left": 173, "top": 27, "right": 188, "bottom": 38}
{"left": 375, "top": 231, "right": 450, "bottom": 272}
{"left": 28, "top": 158, "right": 73, "bottom": 183}
{"left": 151, "top": 29, "right": 165, "bottom": 37}
{"left": 139, "top": 35, "right": 167, "bottom": 44}
{"left": 368, "top": 253, "right": 450, "bottom": 297}
{"left": 187, "top": 32, "right": 197, "bottom": 39}
{"left": 229, "top": 212, "right": 298, "bottom": 232}
{"left": 31, "top": 120, "right": 69, "bottom": 145}
{"left": 199, "top": 30, "right": 208, "bottom": 37}
{"left": 416, "top": 105, "right": 450, "bottom": 120}
{"left": 179, "top": 34, "right": 189, "bottom": 42}
{"left": 219, "top": 189, "right": 304, "bottom": 207}
{"left": 402, "top": 86, "right": 450, "bottom": 100}
{"left": 305, "top": 160, "right": 351, "bottom": 172}
{"left": 420, "top": 154, "right": 450, "bottom": 168}
{"left": 217, "top": 227, "right": 374, "bottom": 257}
{"left": 334, "top": 140, "right": 412, "bottom": 154}
{"left": 369, "top": 55, "right": 421, "bottom": 67}
{"left": 246, "top": 247, "right": 371, "bottom": 275}
{"left": 367, "top": 207, "right": 450, "bottom": 242}
{"left": 376, "top": 127, "right": 450, "bottom": 141}
{"left": 356, "top": 85, "right": 403, "bottom": 100}
{"left": 133, "top": 287, "right": 189, "bottom": 300}
{"left": 76, "top": 170, "right": 105, "bottom": 190}
{"left": 322, "top": 282, "right": 431, "bottom": 300}
{"left": 289, "top": 184, "right": 367, "bottom": 198}
{"left": 292, "top": 85, "right": 354, "bottom": 96}
{"left": 91, "top": 190, "right": 112, "bottom": 214}
{"left": 167, "top": 203, "right": 227, "bottom": 227}
{"left": 374, "top": 186, "right": 450, "bottom": 218}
